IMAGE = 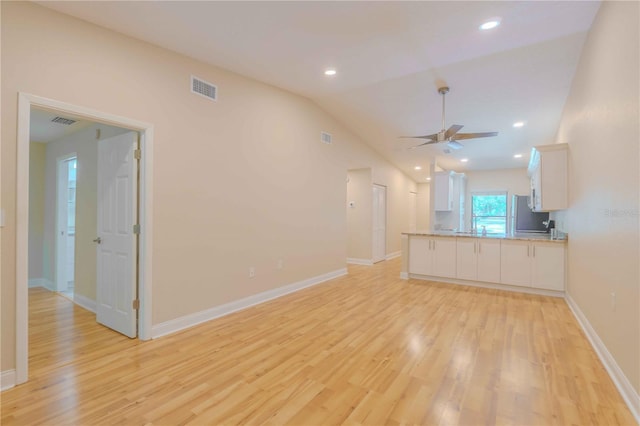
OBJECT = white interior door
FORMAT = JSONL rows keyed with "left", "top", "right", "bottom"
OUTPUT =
{"left": 96, "top": 131, "right": 138, "bottom": 338}
{"left": 372, "top": 184, "right": 387, "bottom": 263}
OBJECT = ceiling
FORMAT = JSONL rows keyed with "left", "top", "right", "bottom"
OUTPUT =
{"left": 37, "top": 1, "right": 600, "bottom": 181}
{"left": 30, "top": 108, "right": 93, "bottom": 143}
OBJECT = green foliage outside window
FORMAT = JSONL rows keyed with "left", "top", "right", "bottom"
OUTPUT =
{"left": 472, "top": 193, "right": 507, "bottom": 233}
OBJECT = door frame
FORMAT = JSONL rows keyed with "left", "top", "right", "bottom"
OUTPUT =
{"left": 55, "top": 153, "right": 77, "bottom": 292}
{"left": 16, "top": 93, "right": 155, "bottom": 385}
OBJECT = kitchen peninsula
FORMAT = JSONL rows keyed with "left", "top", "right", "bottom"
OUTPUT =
{"left": 400, "top": 231, "right": 567, "bottom": 296}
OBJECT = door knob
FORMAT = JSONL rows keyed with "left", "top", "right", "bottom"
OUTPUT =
{"left": 93, "top": 237, "right": 102, "bottom": 244}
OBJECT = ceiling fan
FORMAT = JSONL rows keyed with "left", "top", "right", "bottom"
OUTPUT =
{"left": 401, "top": 86, "right": 498, "bottom": 150}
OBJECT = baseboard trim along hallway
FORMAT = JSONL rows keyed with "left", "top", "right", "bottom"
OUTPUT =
{"left": 73, "top": 294, "right": 97, "bottom": 313}
{"left": 565, "top": 294, "right": 640, "bottom": 423}
{"left": 1, "top": 370, "right": 16, "bottom": 391}
{"left": 346, "top": 258, "right": 373, "bottom": 266}
{"left": 151, "top": 267, "right": 348, "bottom": 338}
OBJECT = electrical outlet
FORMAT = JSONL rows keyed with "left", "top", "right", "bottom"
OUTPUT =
{"left": 249, "top": 267, "right": 255, "bottom": 278}
{"left": 611, "top": 292, "right": 616, "bottom": 311}
{"left": 277, "top": 259, "right": 283, "bottom": 270}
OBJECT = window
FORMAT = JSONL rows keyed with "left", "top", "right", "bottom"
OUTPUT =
{"left": 471, "top": 192, "right": 507, "bottom": 234}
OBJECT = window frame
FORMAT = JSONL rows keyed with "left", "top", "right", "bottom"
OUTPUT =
{"left": 470, "top": 191, "right": 509, "bottom": 234}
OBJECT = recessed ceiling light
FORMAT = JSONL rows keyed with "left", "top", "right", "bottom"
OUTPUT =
{"left": 480, "top": 20, "right": 500, "bottom": 30}
{"left": 461, "top": 158, "right": 469, "bottom": 163}
{"left": 513, "top": 121, "right": 525, "bottom": 128}
{"left": 426, "top": 177, "right": 431, "bottom": 181}
{"left": 324, "top": 69, "right": 337, "bottom": 76}
{"left": 514, "top": 154, "right": 523, "bottom": 158}
{"left": 414, "top": 166, "right": 422, "bottom": 170}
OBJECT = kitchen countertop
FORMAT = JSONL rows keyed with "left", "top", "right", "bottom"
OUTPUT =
{"left": 402, "top": 230, "right": 567, "bottom": 243}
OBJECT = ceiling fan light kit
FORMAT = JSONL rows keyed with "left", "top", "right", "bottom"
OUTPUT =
{"left": 400, "top": 86, "right": 498, "bottom": 150}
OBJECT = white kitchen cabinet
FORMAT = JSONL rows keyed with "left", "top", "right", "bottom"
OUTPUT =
{"left": 456, "top": 238, "right": 501, "bottom": 283}
{"left": 409, "top": 237, "right": 433, "bottom": 275}
{"left": 500, "top": 240, "right": 531, "bottom": 287}
{"left": 456, "top": 239, "right": 477, "bottom": 280}
{"left": 477, "top": 239, "right": 501, "bottom": 283}
{"left": 501, "top": 240, "right": 565, "bottom": 290}
{"left": 528, "top": 143, "right": 568, "bottom": 211}
{"left": 531, "top": 242, "right": 565, "bottom": 291}
{"left": 432, "top": 237, "right": 457, "bottom": 278}
{"left": 434, "top": 172, "right": 453, "bottom": 211}
{"left": 408, "top": 236, "right": 456, "bottom": 278}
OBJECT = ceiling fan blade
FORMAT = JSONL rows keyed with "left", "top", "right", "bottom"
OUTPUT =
{"left": 408, "top": 141, "right": 437, "bottom": 149}
{"left": 444, "top": 124, "right": 464, "bottom": 139}
{"left": 453, "top": 131, "right": 498, "bottom": 140}
{"left": 399, "top": 134, "right": 438, "bottom": 141}
{"left": 446, "top": 140, "right": 464, "bottom": 150}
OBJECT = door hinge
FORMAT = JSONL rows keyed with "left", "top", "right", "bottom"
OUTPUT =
{"left": 133, "top": 224, "right": 141, "bottom": 234}
{"left": 134, "top": 149, "right": 141, "bottom": 160}
{"left": 132, "top": 299, "right": 140, "bottom": 310}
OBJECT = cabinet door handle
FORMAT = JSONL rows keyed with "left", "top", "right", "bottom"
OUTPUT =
{"left": 533, "top": 245, "right": 536, "bottom": 257}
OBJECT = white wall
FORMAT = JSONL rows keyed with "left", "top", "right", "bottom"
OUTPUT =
{"left": 464, "top": 168, "right": 530, "bottom": 232}
{"left": 1, "top": 2, "right": 416, "bottom": 371}
{"left": 554, "top": 1, "right": 639, "bottom": 397}
{"left": 416, "top": 182, "right": 430, "bottom": 231}
{"left": 28, "top": 143, "right": 46, "bottom": 284}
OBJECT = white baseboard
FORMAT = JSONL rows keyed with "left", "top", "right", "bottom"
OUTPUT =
{"left": 400, "top": 272, "right": 409, "bottom": 279}
{"left": 152, "top": 267, "right": 348, "bottom": 339}
{"left": 407, "top": 274, "right": 565, "bottom": 298}
{"left": 73, "top": 294, "right": 97, "bottom": 313}
{"left": 28, "top": 278, "right": 42, "bottom": 288}
{"left": 1, "top": 369, "right": 16, "bottom": 391}
{"left": 385, "top": 251, "right": 401, "bottom": 260}
{"left": 565, "top": 294, "right": 640, "bottom": 423}
{"left": 28, "top": 278, "right": 54, "bottom": 290}
{"left": 346, "top": 258, "right": 373, "bottom": 266}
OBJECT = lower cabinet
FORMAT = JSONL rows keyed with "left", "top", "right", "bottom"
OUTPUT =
{"left": 500, "top": 240, "right": 565, "bottom": 291}
{"left": 409, "top": 235, "right": 565, "bottom": 292}
{"left": 500, "top": 240, "right": 531, "bottom": 287}
{"left": 409, "top": 236, "right": 433, "bottom": 275}
{"left": 531, "top": 242, "right": 565, "bottom": 291}
{"left": 456, "top": 238, "right": 501, "bottom": 283}
{"left": 408, "top": 236, "right": 456, "bottom": 278}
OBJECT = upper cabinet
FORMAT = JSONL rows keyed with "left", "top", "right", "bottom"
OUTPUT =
{"left": 528, "top": 143, "right": 568, "bottom": 211}
{"left": 434, "top": 171, "right": 454, "bottom": 211}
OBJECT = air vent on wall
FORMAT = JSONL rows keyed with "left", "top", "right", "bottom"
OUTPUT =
{"left": 51, "top": 116, "right": 77, "bottom": 125}
{"left": 321, "top": 131, "right": 332, "bottom": 144}
{"left": 191, "top": 75, "right": 217, "bottom": 101}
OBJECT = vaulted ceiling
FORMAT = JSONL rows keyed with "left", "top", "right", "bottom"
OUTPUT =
{"left": 37, "top": 1, "right": 600, "bottom": 181}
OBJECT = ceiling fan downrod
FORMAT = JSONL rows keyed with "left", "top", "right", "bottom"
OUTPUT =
{"left": 438, "top": 86, "right": 449, "bottom": 134}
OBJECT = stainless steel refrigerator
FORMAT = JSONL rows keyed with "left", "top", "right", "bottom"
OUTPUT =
{"left": 511, "top": 195, "right": 549, "bottom": 233}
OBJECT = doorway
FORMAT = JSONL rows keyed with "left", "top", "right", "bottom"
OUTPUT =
{"left": 16, "top": 93, "right": 154, "bottom": 385}
{"left": 56, "top": 154, "right": 77, "bottom": 299}
{"left": 372, "top": 184, "right": 387, "bottom": 263}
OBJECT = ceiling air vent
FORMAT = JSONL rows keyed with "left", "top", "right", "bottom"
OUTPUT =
{"left": 191, "top": 75, "right": 217, "bottom": 101}
{"left": 321, "top": 131, "right": 332, "bottom": 145}
{"left": 51, "top": 116, "right": 77, "bottom": 125}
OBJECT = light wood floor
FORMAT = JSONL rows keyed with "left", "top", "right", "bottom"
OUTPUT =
{"left": 1, "top": 259, "right": 635, "bottom": 425}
